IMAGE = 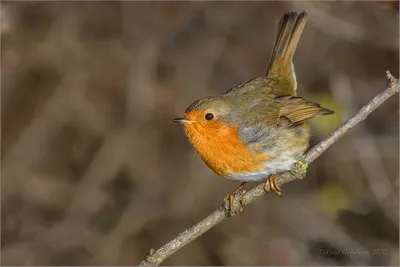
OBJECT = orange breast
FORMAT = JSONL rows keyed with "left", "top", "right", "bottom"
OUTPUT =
{"left": 184, "top": 119, "right": 268, "bottom": 177}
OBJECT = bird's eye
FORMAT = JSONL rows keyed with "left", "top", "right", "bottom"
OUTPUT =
{"left": 205, "top": 113, "right": 214, "bottom": 120}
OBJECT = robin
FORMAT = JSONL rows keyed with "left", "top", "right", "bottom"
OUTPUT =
{"left": 174, "top": 11, "right": 333, "bottom": 210}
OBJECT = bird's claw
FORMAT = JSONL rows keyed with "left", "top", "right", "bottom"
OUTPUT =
{"left": 223, "top": 187, "right": 245, "bottom": 217}
{"left": 264, "top": 175, "right": 282, "bottom": 196}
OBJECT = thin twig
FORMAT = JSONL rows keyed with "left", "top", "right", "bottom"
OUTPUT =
{"left": 139, "top": 71, "right": 399, "bottom": 266}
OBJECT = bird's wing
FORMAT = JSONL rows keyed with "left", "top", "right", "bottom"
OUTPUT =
{"left": 237, "top": 95, "right": 333, "bottom": 148}
{"left": 275, "top": 95, "right": 334, "bottom": 124}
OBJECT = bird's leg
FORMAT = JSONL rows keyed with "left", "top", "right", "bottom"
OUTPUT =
{"left": 264, "top": 175, "right": 282, "bottom": 196}
{"left": 264, "top": 160, "right": 308, "bottom": 196}
{"left": 224, "top": 182, "right": 246, "bottom": 216}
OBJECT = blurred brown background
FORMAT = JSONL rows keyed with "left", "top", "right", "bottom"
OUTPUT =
{"left": 1, "top": 1, "right": 399, "bottom": 266}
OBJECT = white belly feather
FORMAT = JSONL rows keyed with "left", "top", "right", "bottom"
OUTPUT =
{"left": 226, "top": 152, "right": 297, "bottom": 182}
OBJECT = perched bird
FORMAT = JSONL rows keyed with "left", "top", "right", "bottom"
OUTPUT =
{"left": 174, "top": 11, "right": 333, "bottom": 208}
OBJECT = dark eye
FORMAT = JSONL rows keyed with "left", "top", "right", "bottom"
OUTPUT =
{"left": 205, "top": 113, "right": 214, "bottom": 120}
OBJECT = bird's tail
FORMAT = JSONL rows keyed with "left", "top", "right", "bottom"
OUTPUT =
{"left": 266, "top": 11, "right": 308, "bottom": 95}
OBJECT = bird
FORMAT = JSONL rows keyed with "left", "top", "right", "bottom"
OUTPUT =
{"left": 174, "top": 11, "right": 333, "bottom": 210}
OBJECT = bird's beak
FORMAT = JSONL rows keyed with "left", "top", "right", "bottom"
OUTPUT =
{"left": 173, "top": 117, "right": 194, "bottom": 124}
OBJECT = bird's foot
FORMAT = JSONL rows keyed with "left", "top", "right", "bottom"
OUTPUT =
{"left": 290, "top": 159, "right": 308, "bottom": 179}
{"left": 264, "top": 175, "right": 282, "bottom": 196}
{"left": 223, "top": 182, "right": 246, "bottom": 216}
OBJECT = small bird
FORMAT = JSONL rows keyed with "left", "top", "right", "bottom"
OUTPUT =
{"left": 174, "top": 11, "right": 333, "bottom": 208}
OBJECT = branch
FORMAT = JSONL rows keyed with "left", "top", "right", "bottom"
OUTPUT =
{"left": 139, "top": 71, "right": 399, "bottom": 266}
